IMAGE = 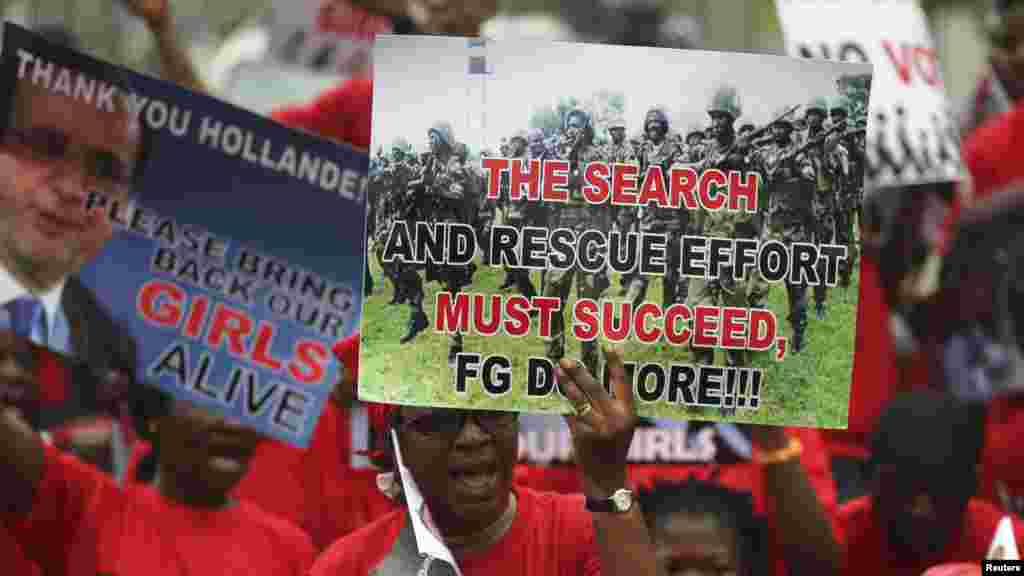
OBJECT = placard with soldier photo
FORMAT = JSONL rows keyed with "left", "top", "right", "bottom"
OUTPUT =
{"left": 361, "top": 35, "right": 872, "bottom": 428}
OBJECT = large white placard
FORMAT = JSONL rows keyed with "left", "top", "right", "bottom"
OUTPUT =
{"left": 775, "top": 0, "right": 962, "bottom": 188}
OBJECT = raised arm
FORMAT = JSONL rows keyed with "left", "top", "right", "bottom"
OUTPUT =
{"left": 120, "top": 0, "right": 208, "bottom": 94}
{"left": 557, "top": 350, "right": 660, "bottom": 576}
{"left": 751, "top": 426, "right": 842, "bottom": 575}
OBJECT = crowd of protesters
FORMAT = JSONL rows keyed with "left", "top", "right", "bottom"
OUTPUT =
{"left": 2, "top": 0, "right": 1024, "bottom": 574}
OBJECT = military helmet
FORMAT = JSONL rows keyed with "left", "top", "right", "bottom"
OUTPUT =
{"left": 608, "top": 116, "right": 627, "bottom": 131}
{"left": 685, "top": 123, "right": 704, "bottom": 139}
{"left": 804, "top": 97, "right": 829, "bottom": 118}
{"left": 829, "top": 95, "right": 850, "bottom": 118}
{"left": 454, "top": 142, "right": 469, "bottom": 160}
{"left": 644, "top": 108, "right": 670, "bottom": 131}
{"left": 739, "top": 122, "right": 756, "bottom": 133}
{"left": 707, "top": 86, "right": 741, "bottom": 122}
{"left": 564, "top": 108, "right": 591, "bottom": 131}
{"left": 428, "top": 121, "right": 455, "bottom": 147}
{"left": 527, "top": 128, "right": 546, "bottom": 145}
{"left": 509, "top": 129, "right": 529, "bottom": 145}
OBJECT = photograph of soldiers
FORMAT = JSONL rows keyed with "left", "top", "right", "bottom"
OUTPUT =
{"left": 365, "top": 38, "right": 867, "bottom": 425}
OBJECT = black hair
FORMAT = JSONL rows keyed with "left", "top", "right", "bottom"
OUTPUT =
{"left": 637, "top": 479, "right": 767, "bottom": 576}
{"left": 868, "top": 391, "right": 986, "bottom": 501}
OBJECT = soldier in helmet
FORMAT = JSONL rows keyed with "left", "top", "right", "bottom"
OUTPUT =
{"left": 526, "top": 128, "right": 554, "bottom": 292}
{"left": 372, "top": 146, "right": 413, "bottom": 306}
{"left": 802, "top": 98, "right": 844, "bottom": 320}
{"left": 687, "top": 88, "right": 762, "bottom": 380}
{"left": 499, "top": 130, "right": 539, "bottom": 299}
{"left": 625, "top": 108, "right": 688, "bottom": 310}
{"left": 751, "top": 109, "right": 818, "bottom": 354}
{"left": 543, "top": 108, "right": 609, "bottom": 377}
{"left": 828, "top": 96, "right": 860, "bottom": 289}
{"left": 738, "top": 123, "right": 756, "bottom": 137}
{"left": 401, "top": 121, "right": 478, "bottom": 365}
{"left": 603, "top": 118, "right": 638, "bottom": 297}
{"left": 477, "top": 147, "right": 499, "bottom": 266}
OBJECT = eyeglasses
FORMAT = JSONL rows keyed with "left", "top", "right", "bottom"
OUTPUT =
{"left": 5, "top": 126, "right": 135, "bottom": 188}
{"left": 400, "top": 408, "right": 518, "bottom": 438}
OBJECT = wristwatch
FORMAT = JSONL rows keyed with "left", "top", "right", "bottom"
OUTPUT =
{"left": 585, "top": 488, "right": 634, "bottom": 513}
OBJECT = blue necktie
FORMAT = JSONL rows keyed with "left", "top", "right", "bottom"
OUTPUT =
{"left": 4, "top": 297, "right": 44, "bottom": 342}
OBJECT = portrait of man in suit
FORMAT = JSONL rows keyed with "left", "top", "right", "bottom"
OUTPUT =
{"left": 0, "top": 57, "right": 146, "bottom": 473}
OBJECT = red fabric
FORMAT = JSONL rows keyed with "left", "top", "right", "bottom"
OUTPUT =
{"left": 0, "top": 529, "right": 39, "bottom": 576}
{"left": 837, "top": 496, "right": 1024, "bottom": 575}
{"left": 513, "top": 427, "right": 836, "bottom": 576}
{"left": 34, "top": 347, "right": 68, "bottom": 404}
{"left": 332, "top": 333, "right": 360, "bottom": 381}
{"left": 124, "top": 403, "right": 396, "bottom": 551}
{"left": 310, "top": 486, "right": 601, "bottom": 576}
{"left": 270, "top": 78, "right": 372, "bottom": 151}
{"left": 8, "top": 443, "right": 316, "bottom": 576}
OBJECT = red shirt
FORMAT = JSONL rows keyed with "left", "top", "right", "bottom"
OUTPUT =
{"left": 514, "top": 427, "right": 835, "bottom": 576}
{"left": 125, "top": 403, "right": 395, "bottom": 550}
{"left": 7, "top": 443, "right": 316, "bottom": 576}
{"left": 838, "top": 496, "right": 1024, "bottom": 575}
{"left": 0, "top": 529, "right": 39, "bottom": 576}
{"left": 311, "top": 486, "right": 601, "bottom": 575}
{"left": 270, "top": 78, "right": 373, "bottom": 151}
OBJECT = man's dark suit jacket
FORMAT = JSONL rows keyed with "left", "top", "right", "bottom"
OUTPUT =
{"left": 31, "top": 276, "right": 137, "bottom": 431}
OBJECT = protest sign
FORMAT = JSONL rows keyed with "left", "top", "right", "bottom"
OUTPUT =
{"left": 774, "top": 0, "right": 962, "bottom": 190}
{"left": 0, "top": 23, "right": 368, "bottom": 448}
{"left": 269, "top": 0, "right": 392, "bottom": 77}
{"left": 361, "top": 35, "right": 871, "bottom": 428}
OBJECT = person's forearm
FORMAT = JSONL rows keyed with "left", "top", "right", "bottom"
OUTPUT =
{"left": 763, "top": 459, "right": 842, "bottom": 575}
{"left": 152, "top": 21, "right": 207, "bottom": 94}
{"left": 592, "top": 507, "right": 660, "bottom": 576}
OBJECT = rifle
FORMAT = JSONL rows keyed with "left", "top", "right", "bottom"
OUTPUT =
{"left": 778, "top": 122, "right": 847, "bottom": 165}
{"left": 703, "top": 104, "right": 801, "bottom": 169}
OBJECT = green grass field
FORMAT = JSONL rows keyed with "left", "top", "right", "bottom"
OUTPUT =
{"left": 360, "top": 252, "right": 856, "bottom": 429}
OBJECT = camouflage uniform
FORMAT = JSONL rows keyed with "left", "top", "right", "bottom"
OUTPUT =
{"left": 373, "top": 148, "right": 416, "bottom": 306}
{"left": 602, "top": 118, "right": 639, "bottom": 297}
{"left": 626, "top": 109, "right": 689, "bottom": 310}
{"left": 801, "top": 98, "right": 842, "bottom": 320}
{"left": 831, "top": 99, "right": 864, "bottom": 288}
{"left": 751, "top": 112, "right": 817, "bottom": 354}
{"left": 543, "top": 109, "right": 610, "bottom": 377}
{"left": 527, "top": 128, "right": 554, "bottom": 293}
{"left": 687, "top": 89, "right": 764, "bottom": 372}
{"left": 476, "top": 148, "right": 498, "bottom": 266}
{"left": 402, "top": 122, "right": 478, "bottom": 364}
{"left": 681, "top": 127, "right": 706, "bottom": 162}
{"left": 500, "top": 131, "right": 538, "bottom": 300}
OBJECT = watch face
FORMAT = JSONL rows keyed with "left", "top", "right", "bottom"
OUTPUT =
{"left": 612, "top": 490, "right": 633, "bottom": 512}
